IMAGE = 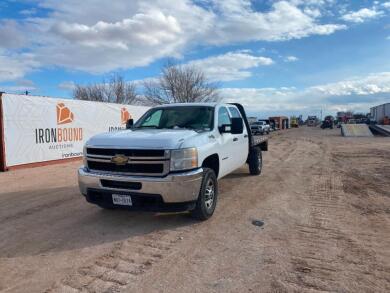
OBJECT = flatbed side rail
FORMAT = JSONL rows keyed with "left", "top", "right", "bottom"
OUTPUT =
{"left": 252, "top": 136, "right": 268, "bottom": 151}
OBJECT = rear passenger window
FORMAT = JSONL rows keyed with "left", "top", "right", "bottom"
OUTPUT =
{"left": 218, "top": 107, "right": 231, "bottom": 127}
{"left": 229, "top": 107, "right": 241, "bottom": 118}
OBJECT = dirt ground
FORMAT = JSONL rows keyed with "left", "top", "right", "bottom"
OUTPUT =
{"left": 0, "top": 127, "right": 389, "bottom": 293}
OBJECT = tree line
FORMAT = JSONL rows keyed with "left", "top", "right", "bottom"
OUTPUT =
{"left": 73, "top": 62, "right": 219, "bottom": 105}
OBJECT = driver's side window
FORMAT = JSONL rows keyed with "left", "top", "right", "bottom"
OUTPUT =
{"left": 218, "top": 107, "right": 231, "bottom": 127}
{"left": 141, "top": 110, "right": 162, "bottom": 127}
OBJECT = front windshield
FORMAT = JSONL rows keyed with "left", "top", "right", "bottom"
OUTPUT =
{"left": 134, "top": 106, "right": 214, "bottom": 131}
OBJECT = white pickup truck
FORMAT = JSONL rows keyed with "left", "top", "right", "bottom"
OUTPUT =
{"left": 250, "top": 121, "right": 270, "bottom": 135}
{"left": 78, "top": 103, "right": 268, "bottom": 220}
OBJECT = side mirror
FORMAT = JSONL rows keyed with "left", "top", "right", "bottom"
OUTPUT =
{"left": 231, "top": 117, "right": 243, "bottom": 134}
{"left": 126, "top": 119, "right": 134, "bottom": 129}
{"left": 219, "top": 124, "right": 232, "bottom": 133}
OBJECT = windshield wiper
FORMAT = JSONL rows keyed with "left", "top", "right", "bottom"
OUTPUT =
{"left": 174, "top": 125, "right": 208, "bottom": 132}
{"left": 134, "top": 125, "right": 159, "bottom": 129}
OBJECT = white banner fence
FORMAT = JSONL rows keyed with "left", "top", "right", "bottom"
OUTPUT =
{"left": 0, "top": 93, "right": 149, "bottom": 170}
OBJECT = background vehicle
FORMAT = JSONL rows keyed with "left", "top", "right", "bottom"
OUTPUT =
{"left": 250, "top": 120, "right": 270, "bottom": 135}
{"left": 79, "top": 103, "right": 268, "bottom": 220}
{"left": 307, "top": 116, "right": 318, "bottom": 127}
{"left": 290, "top": 116, "right": 299, "bottom": 128}
{"left": 321, "top": 115, "right": 334, "bottom": 129}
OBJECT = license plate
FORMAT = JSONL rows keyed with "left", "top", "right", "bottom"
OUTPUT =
{"left": 112, "top": 194, "right": 132, "bottom": 206}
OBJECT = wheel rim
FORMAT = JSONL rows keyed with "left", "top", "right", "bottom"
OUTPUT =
{"left": 204, "top": 178, "right": 215, "bottom": 210}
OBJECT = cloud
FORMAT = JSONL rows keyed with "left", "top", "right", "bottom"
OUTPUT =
{"left": 0, "top": 79, "right": 37, "bottom": 93}
{"left": 19, "top": 8, "right": 38, "bottom": 16}
{"left": 0, "top": 0, "right": 346, "bottom": 78}
{"left": 285, "top": 56, "right": 299, "bottom": 62}
{"left": 383, "top": 2, "right": 390, "bottom": 9}
{"left": 58, "top": 81, "right": 76, "bottom": 91}
{"left": 309, "top": 72, "right": 390, "bottom": 96}
{"left": 0, "top": 52, "right": 39, "bottom": 82}
{"left": 206, "top": 0, "right": 346, "bottom": 44}
{"left": 15, "top": 79, "right": 35, "bottom": 87}
{"left": 187, "top": 52, "right": 273, "bottom": 82}
{"left": 41, "top": 10, "right": 188, "bottom": 72}
{"left": 341, "top": 7, "right": 383, "bottom": 23}
{"left": 221, "top": 72, "right": 390, "bottom": 115}
{"left": 0, "top": 20, "right": 26, "bottom": 49}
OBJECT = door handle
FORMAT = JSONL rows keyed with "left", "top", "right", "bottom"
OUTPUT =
{"left": 233, "top": 137, "right": 238, "bottom": 142}
{"left": 244, "top": 134, "right": 248, "bottom": 138}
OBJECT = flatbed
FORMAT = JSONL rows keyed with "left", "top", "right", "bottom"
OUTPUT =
{"left": 230, "top": 103, "right": 269, "bottom": 151}
{"left": 252, "top": 135, "right": 268, "bottom": 145}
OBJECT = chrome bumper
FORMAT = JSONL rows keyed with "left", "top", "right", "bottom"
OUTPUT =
{"left": 78, "top": 167, "right": 203, "bottom": 203}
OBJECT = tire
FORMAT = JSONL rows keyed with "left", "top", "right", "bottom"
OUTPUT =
{"left": 248, "top": 147, "right": 262, "bottom": 175}
{"left": 191, "top": 168, "right": 218, "bottom": 221}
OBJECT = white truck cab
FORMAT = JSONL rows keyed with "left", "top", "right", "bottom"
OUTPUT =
{"left": 78, "top": 103, "right": 268, "bottom": 220}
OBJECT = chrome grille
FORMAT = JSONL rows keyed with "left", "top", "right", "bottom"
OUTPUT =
{"left": 86, "top": 148, "right": 170, "bottom": 176}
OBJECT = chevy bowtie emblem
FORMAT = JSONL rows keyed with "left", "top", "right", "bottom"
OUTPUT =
{"left": 111, "top": 154, "right": 129, "bottom": 165}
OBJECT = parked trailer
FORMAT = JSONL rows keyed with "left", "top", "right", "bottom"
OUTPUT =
{"left": 370, "top": 103, "right": 390, "bottom": 124}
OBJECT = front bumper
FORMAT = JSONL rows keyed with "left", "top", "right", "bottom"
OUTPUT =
{"left": 78, "top": 167, "right": 203, "bottom": 209}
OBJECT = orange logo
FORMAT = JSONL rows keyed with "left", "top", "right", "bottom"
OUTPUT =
{"left": 121, "top": 107, "right": 131, "bottom": 124}
{"left": 57, "top": 102, "right": 74, "bottom": 125}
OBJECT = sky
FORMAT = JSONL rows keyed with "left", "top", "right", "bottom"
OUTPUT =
{"left": 0, "top": 0, "right": 389, "bottom": 118}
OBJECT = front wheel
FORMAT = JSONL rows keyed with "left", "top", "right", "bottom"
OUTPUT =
{"left": 248, "top": 147, "right": 262, "bottom": 175}
{"left": 191, "top": 168, "right": 218, "bottom": 221}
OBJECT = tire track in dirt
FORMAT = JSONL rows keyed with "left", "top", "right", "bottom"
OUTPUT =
{"left": 281, "top": 135, "right": 390, "bottom": 292}
{"left": 46, "top": 230, "right": 187, "bottom": 293}
{"left": 285, "top": 171, "right": 347, "bottom": 292}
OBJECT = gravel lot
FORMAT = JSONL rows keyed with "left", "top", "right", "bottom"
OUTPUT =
{"left": 0, "top": 127, "right": 389, "bottom": 293}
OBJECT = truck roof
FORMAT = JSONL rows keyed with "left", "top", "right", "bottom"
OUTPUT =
{"left": 155, "top": 102, "right": 222, "bottom": 108}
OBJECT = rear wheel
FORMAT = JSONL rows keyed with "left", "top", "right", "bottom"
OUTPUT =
{"left": 248, "top": 147, "right": 262, "bottom": 175}
{"left": 191, "top": 168, "right": 218, "bottom": 220}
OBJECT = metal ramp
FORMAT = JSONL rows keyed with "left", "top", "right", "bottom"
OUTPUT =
{"left": 369, "top": 125, "right": 390, "bottom": 136}
{"left": 341, "top": 124, "right": 373, "bottom": 137}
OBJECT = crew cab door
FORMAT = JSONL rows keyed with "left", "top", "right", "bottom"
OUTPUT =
{"left": 228, "top": 106, "right": 249, "bottom": 168}
{"left": 216, "top": 106, "right": 236, "bottom": 178}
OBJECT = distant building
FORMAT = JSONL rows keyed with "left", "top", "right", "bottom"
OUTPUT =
{"left": 370, "top": 103, "right": 390, "bottom": 124}
{"left": 269, "top": 116, "right": 289, "bottom": 130}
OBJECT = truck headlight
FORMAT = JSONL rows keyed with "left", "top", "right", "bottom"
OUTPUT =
{"left": 170, "top": 148, "right": 198, "bottom": 171}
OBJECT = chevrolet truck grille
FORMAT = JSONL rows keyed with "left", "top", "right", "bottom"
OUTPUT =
{"left": 86, "top": 148, "right": 170, "bottom": 176}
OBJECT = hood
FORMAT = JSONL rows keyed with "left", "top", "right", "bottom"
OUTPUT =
{"left": 86, "top": 129, "right": 200, "bottom": 149}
